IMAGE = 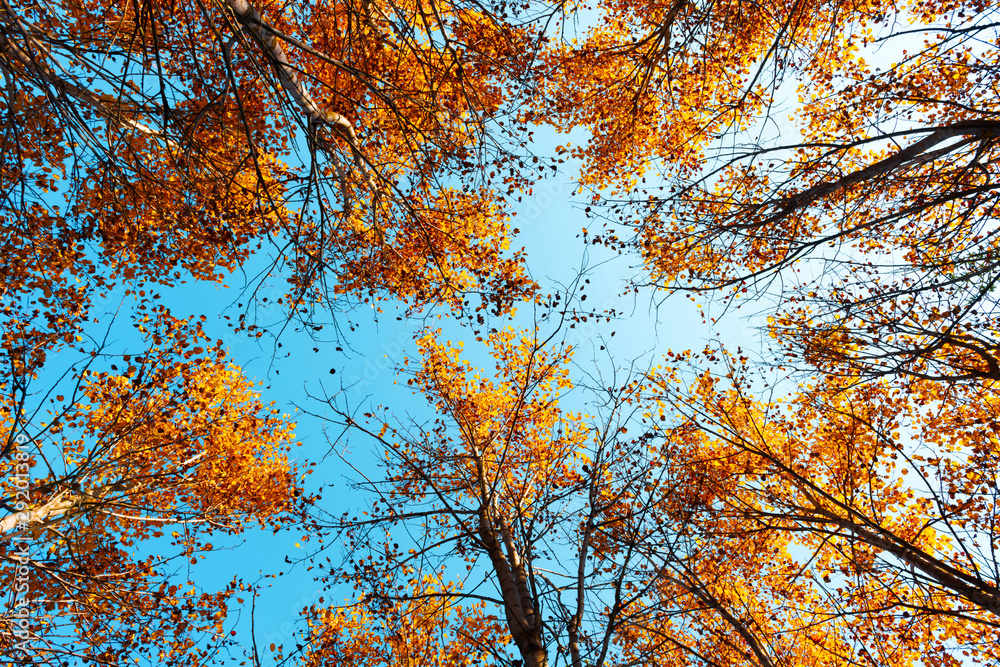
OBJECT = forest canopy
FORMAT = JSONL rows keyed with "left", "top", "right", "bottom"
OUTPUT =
{"left": 0, "top": 0, "right": 997, "bottom": 665}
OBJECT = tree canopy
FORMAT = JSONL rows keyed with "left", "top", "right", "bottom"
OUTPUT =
{"left": 1, "top": 0, "right": 998, "bottom": 664}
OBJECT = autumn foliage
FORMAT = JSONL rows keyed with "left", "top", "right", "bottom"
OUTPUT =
{"left": 644, "top": 354, "right": 1000, "bottom": 667}
{"left": 0, "top": 311, "right": 304, "bottom": 663}
{"left": 555, "top": 0, "right": 999, "bottom": 384}
{"left": 1, "top": 0, "right": 998, "bottom": 664}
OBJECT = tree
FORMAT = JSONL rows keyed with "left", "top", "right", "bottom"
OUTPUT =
{"left": 300, "top": 324, "right": 664, "bottom": 667}
{"left": 0, "top": 309, "right": 307, "bottom": 666}
{"left": 0, "top": 0, "right": 543, "bottom": 369}
{"left": 312, "top": 326, "right": 585, "bottom": 667}
{"left": 541, "top": 0, "right": 999, "bottom": 383}
{"left": 643, "top": 347, "right": 1000, "bottom": 666}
